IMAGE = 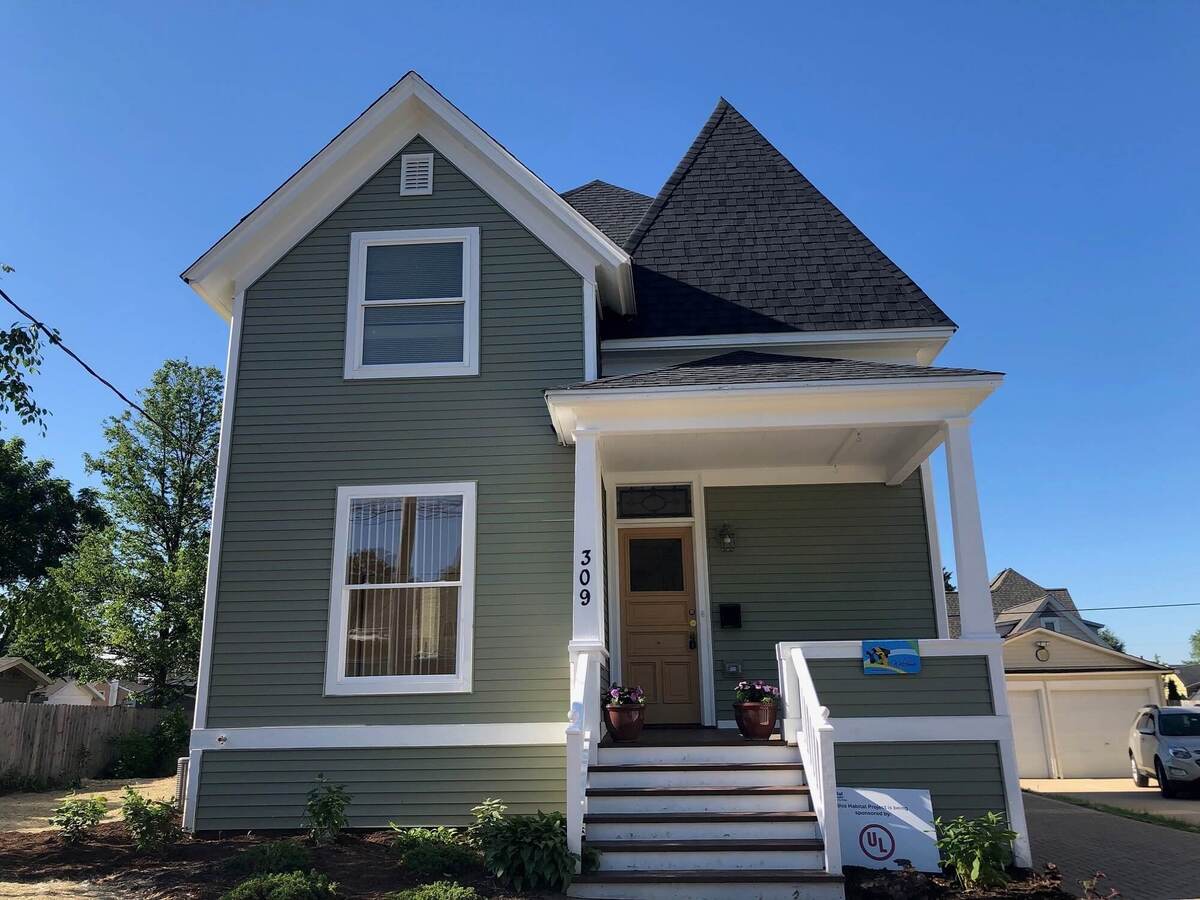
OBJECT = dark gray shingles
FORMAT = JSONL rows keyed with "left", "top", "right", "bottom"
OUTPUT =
{"left": 559, "top": 350, "right": 998, "bottom": 392}
{"left": 561, "top": 180, "right": 653, "bottom": 245}
{"left": 604, "top": 100, "right": 955, "bottom": 340}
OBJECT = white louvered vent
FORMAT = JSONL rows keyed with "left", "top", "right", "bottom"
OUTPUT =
{"left": 400, "top": 152, "right": 434, "bottom": 196}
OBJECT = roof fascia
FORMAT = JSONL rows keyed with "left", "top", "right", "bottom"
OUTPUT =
{"left": 601, "top": 326, "right": 955, "bottom": 353}
{"left": 182, "top": 73, "right": 630, "bottom": 319}
{"left": 1005, "top": 627, "right": 1170, "bottom": 670}
{"left": 553, "top": 373, "right": 1001, "bottom": 401}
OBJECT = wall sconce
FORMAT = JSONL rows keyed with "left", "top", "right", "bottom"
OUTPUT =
{"left": 717, "top": 523, "right": 736, "bottom": 552}
{"left": 1034, "top": 641, "right": 1050, "bottom": 663}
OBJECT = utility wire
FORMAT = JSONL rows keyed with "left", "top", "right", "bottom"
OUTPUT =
{"left": 0, "top": 284, "right": 190, "bottom": 450}
{"left": 1072, "top": 602, "right": 1200, "bottom": 612}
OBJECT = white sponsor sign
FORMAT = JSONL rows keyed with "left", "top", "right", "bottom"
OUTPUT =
{"left": 836, "top": 787, "right": 939, "bottom": 872}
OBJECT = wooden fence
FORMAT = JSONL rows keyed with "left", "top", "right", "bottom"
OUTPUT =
{"left": 0, "top": 702, "right": 167, "bottom": 785}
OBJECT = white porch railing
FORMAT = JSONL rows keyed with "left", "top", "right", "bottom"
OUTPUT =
{"left": 565, "top": 647, "right": 602, "bottom": 860}
{"left": 776, "top": 643, "right": 842, "bottom": 876}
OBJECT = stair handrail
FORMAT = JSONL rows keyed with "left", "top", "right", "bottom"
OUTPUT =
{"left": 787, "top": 645, "right": 842, "bottom": 876}
{"left": 565, "top": 647, "right": 599, "bottom": 862}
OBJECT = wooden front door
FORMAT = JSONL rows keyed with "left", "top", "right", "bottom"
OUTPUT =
{"left": 618, "top": 526, "right": 701, "bottom": 725}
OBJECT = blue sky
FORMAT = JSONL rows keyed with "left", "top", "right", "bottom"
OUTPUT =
{"left": 2, "top": 2, "right": 1197, "bottom": 662}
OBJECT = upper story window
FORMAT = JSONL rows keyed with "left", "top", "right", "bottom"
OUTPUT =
{"left": 344, "top": 227, "right": 480, "bottom": 379}
{"left": 1039, "top": 616, "right": 1059, "bottom": 632}
{"left": 325, "top": 482, "right": 476, "bottom": 695}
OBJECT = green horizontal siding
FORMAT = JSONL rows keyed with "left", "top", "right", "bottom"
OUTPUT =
{"left": 206, "top": 136, "right": 582, "bottom": 727}
{"left": 706, "top": 476, "right": 938, "bottom": 712}
{"left": 835, "top": 741, "right": 1007, "bottom": 821}
{"left": 809, "top": 656, "right": 993, "bottom": 717}
{"left": 194, "top": 745, "right": 565, "bottom": 831}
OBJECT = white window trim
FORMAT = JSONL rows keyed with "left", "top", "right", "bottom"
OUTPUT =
{"left": 344, "top": 227, "right": 480, "bottom": 379}
{"left": 324, "top": 481, "right": 477, "bottom": 696}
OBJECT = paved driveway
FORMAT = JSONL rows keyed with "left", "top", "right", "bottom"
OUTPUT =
{"left": 1024, "top": 792, "right": 1200, "bottom": 900}
{"left": 1023, "top": 777, "right": 1200, "bottom": 826}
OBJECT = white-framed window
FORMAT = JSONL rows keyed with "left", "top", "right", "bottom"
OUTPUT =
{"left": 324, "top": 482, "right": 476, "bottom": 695}
{"left": 344, "top": 227, "right": 480, "bottom": 379}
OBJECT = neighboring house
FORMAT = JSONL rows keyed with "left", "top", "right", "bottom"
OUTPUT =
{"left": 37, "top": 677, "right": 107, "bottom": 706}
{"left": 0, "top": 657, "right": 52, "bottom": 702}
{"left": 179, "top": 72, "right": 1032, "bottom": 895}
{"left": 948, "top": 568, "right": 1169, "bottom": 779}
{"left": 1173, "top": 664, "right": 1200, "bottom": 702}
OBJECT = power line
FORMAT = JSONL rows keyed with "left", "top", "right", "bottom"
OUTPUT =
{"left": 1073, "top": 602, "right": 1200, "bottom": 612}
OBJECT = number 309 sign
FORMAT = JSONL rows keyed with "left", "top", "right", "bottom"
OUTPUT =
{"left": 578, "top": 550, "right": 592, "bottom": 606}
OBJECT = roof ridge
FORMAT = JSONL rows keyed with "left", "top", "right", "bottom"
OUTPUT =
{"left": 560, "top": 179, "right": 652, "bottom": 201}
{"left": 560, "top": 179, "right": 606, "bottom": 197}
{"left": 623, "top": 98, "right": 732, "bottom": 252}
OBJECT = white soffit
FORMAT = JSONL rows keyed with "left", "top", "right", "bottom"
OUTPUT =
{"left": 181, "top": 72, "right": 630, "bottom": 319}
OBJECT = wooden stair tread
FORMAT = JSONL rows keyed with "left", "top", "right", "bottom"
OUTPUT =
{"left": 587, "top": 786, "right": 810, "bottom": 796}
{"left": 589, "top": 763, "right": 800, "bottom": 772}
{"left": 585, "top": 839, "right": 824, "bottom": 851}
{"left": 585, "top": 811, "right": 818, "bottom": 823}
{"left": 573, "top": 869, "right": 844, "bottom": 884}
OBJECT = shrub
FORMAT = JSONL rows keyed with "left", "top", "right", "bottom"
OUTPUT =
{"left": 304, "top": 774, "right": 350, "bottom": 844}
{"left": 121, "top": 785, "right": 181, "bottom": 852}
{"left": 469, "top": 800, "right": 576, "bottom": 892}
{"left": 49, "top": 794, "right": 108, "bottom": 843}
{"left": 390, "top": 825, "right": 480, "bottom": 876}
{"left": 226, "top": 840, "right": 313, "bottom": 875}
{"left": 935, "top": 811, "right": 1017, "bottom": 889}
{"left": 109, "top": 708, "right": 191, "bottom": 778}
{"left": 385, "top": 882, "right": 479, "bottom": 900}
{"left": 220, "top": 870, "right": 337, "bottom": 900}
{"left": 0, "top": 767, "right": 49, "bottom": 795}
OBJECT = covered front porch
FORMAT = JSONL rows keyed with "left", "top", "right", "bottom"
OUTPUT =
{"left": 544, "top": 353, "right": 1030, "bottom": 884}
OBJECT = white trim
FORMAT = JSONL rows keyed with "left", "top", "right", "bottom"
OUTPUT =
{"left": 343, "top": 227, "right": 479, "bottom": 379}
{"left": 192, "top": 291, "right": 244, "bottom": 731}
{"left": 943, "top": 420, "right": 995, "bottom": 639}
{"left": 323, "top": 481, "right": 477, "bottom": 695}
{"left": 191, "top": 721, "right": 567, "bottom": 751}
{"left": 920, "top": 460, "right": 950, "bottom": 639}
{"left": 600, "top": 327, "right": 957, "bottom": 352}
{"left": 399, "top": 152, "right": 434, "bottom": 196}
{"left": 572, "top": 433, "right": 606, "bottom": 645}
{"left": 583, "top": 280, "right": 598, "bottom": 381}
{"left": 553, "top": 375, "right": 1002, "bottom": 403}
{"left": 692, "top": 473, "right": 717, "bottom": 727}
{"left": 182, "top": 749, "right": 202, "bottom": 831}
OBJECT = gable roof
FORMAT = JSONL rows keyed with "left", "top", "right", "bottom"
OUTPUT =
{"left": 42, "top": 678, "right": 106, "bottom": 702}
{"left": 183, "top": 72, "right": 631, "bottom": 318}
{"left": 947, "top": 568, "right": 1112, "bottom": 644}
{"left": 1005, "top": 627, "right": 1170, "bottom": 673}
{"left": 559, "top": 350, "right": 999, "bottom": 393}
{"left": 601, "top": 99, "right": 954, "bottom": 341}
{"left": 0, "top": 657, "right": 52, "bottom": 687}
{"left": 561, "top": 180, "right": 653, "bottom": 245}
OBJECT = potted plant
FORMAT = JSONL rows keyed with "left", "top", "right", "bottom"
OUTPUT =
{"left": 603, "top": 684, "right": 646, "bottom": 742}
{"left": 733, "top": 680, "right": 780, "bottom": 740}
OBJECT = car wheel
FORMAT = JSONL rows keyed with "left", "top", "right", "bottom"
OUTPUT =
{"left": 1155, "top": 759, "right": 1177, "bottom": 798}
{"left": 1131, "top": 754, "right": 1150, "bottom": 787}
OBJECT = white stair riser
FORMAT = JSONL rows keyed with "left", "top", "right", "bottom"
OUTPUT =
{"left": 568, "top": 881, "right": 845, "bottom": 900}
{"left": 589, "top": 768, "right": 805, "bottom": 789}
{"left": 597, "top": 746, "right": 797, "bottom": 766}
{"left": 596, "top": 849, "right": 826, "bottom": 871}
{"left": 586, "top": 820, "right": 820, "bottom": 841}
{"left": 587, "top": 794, "right": 811, "bottom": 814}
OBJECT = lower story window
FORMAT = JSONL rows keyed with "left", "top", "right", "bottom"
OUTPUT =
{"left": 325, "top": 482, "right": 476, "bottom": 695}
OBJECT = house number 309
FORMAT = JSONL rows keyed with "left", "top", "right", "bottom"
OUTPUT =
{"left": 578, "top": 550, "right": 592, "bottom": 606}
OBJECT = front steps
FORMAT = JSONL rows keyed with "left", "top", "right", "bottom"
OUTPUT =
{"left": 568, "top": 739, "right": 844, "bottom": 900}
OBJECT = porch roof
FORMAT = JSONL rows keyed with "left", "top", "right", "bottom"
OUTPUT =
{"left": 557, "top": 350, "right": 1000, "bottom": 392}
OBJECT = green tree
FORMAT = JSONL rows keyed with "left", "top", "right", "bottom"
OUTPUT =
{"left": 1097, "top": 627, "right": 1126, "bottom": 654}
{"left": 943, "top": 568, "right": 956, "bottom": 593}
{"left": 81, "top": 359, "right": 222, "bottom": 698}
{"left": 0, "top": 436, "right": 106, "bottom": 660}
{"left": 0, "top": 263, "right": 52, "bottom": 431}
{"left": 1189, "top": 628, "right": 1200, "bottom": 664}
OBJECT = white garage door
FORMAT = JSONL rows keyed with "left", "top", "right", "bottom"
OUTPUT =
{"left": 1051, "top": 687, "right": 1155, "bottom": 778}
{"left": 1010, "top": 691, "right": 1051, "bottom": 778}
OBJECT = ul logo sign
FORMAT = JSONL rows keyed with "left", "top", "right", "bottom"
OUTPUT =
{"left": 859, "top": 824, "right": 896, "bottom": 861}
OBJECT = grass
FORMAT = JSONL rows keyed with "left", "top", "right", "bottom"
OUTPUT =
{"left": 1026, "top": 790, "right": 1200, "bottom": 836}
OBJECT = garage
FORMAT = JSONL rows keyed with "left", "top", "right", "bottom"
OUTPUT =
{"left": 1004, "top": 630, "right": 1168, "bottom": 779}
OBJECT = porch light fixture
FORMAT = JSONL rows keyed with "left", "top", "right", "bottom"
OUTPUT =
{"left": 1034, "top": 641, "right": 1050, "bottom": 663}
{"left": 718, "top": 523, "right": 736, "bottom": 552}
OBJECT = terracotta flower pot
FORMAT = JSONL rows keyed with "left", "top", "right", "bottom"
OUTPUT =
{"left": 605, "top": 704, "right": 646, "bottom": 742}
{"left": 733, "top": 701, "right": 778, "bottom": 740}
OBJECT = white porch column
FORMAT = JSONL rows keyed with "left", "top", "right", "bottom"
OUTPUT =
{"left": 570, "top": 430, "right": 606, "bottom": 652}
{"left": 943, "top": 420, "right": 997, "bottom": 640}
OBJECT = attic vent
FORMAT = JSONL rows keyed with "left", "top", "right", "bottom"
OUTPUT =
{"left": 400, "top": 152, "right": 434, "bottom": 196}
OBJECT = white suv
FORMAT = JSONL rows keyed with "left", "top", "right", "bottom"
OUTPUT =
{"left": 1129, "top": 705, "right": 1200, "bottom": 797}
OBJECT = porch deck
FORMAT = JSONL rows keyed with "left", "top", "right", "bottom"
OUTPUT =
{"left": 600, "top": 727, "right": 784, "bottom": 747}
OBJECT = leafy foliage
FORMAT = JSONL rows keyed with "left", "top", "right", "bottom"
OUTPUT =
{"left": 220, "top": 870, "right": 338, "bottom": 900}
{"left": 0, "top": 263, "right": 53, "bottom": 431}
{"left": 121, "top": 785, "right": 181, "bottom": 853}
{"left": 942, "top": 567, "right": 956, "bottom": 592}
{"left": 109, "top": 708, "right": 190, "bottom": 778}
{"left": 225, "top": 841, "right": 314, "bottom": 876}
{"left": 1189, "top": 628, "right": 1200, "bottom": 664}
{"left": 304, "top": 775, "right": 350, "bottom": 844}
{"left": 603, "top": 684, "right": 645, "bottom": 707}
{"left": 733, "top": 680, "right": 781, "bottom": 703}
{"left": 935, "top": 811, "right": 1017, "bottom": 889}
{"left": 390, "top": 825, "right": 480, "bottom": 876}
{"left": 1097, "top": 627, "right": 1126, "bottom": 653}
{"left": 49, "top": 794, "right": 107, "bottom": 843}
{"left": 385, "top": 882, "right": 479, "bottom": 900}
{"left": 469, "top": 799, "right": 576, "bottom": 893}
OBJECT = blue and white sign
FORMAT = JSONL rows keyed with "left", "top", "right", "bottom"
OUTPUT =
{"left": 836, "top": 787, "right": 939, "bottom": 872}
{"left": 862, "top": 639, "right": 921, "bottom": 675}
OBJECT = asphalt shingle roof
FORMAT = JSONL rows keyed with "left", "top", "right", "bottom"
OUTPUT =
{"left": 946, "top": 569, "right": 1086, "bottom": 638}
{"left": 598, "top": 100, "right": 954, "bottom": 341}
{"left": 560, "top": 350, "right": 997, "bottom": 392}
{"left": 561, "top": 180, "right": 653, "bottom": 245}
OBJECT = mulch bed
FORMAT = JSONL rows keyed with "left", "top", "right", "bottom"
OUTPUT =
{"left": 845, "top": 864, "right": 1078, "bottom": 899}
{"left": 0, "top": 823, "right": 559, "bottom": 899}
